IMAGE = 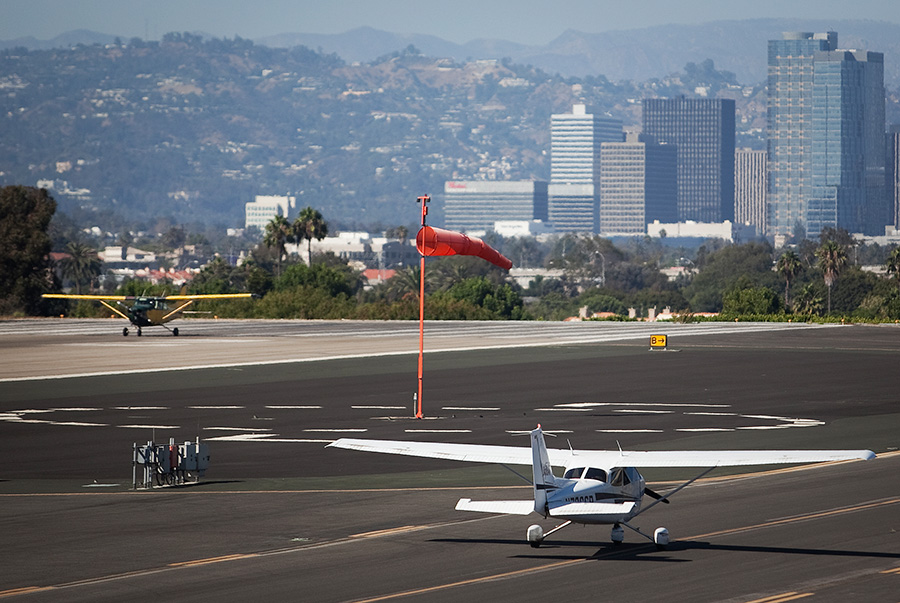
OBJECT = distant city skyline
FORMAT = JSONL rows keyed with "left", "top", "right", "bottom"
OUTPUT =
{"left": 4, "top": 0, "right": 899, "bottom": 45}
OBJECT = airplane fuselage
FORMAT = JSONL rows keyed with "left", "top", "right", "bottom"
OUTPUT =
{"left": 546, "top": 465, "right": 646, "bottom": 524}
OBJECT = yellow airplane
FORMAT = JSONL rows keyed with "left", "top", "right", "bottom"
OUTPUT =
{"left": 42, "top": 293, "right": 254, "bottom": 336}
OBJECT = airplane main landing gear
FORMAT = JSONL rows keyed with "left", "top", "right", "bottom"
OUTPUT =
{"left": 173, "top": 327, "right": 179, "bottom": 337}
{"left": 525, "top": 520, "right": 572, "bottom": 548}
{"left": 137, "top": 327, "right": 142, "bottom": 337}
{"left": 123, "top": 327, "right": 129, "bottom": 337}
{"left": 618, "top": 521, "right": 670, "bottom": 549}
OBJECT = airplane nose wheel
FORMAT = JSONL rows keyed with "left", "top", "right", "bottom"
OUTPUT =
{"left": 122, "top": 327, "right": 129, "bottom": 337}
{"left": 137, "top": 327, "right": 142, "bottom": 337}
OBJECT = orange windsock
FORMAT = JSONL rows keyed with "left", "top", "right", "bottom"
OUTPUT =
{"left": 416, "top": 226, "right": 512, "bottom": 271}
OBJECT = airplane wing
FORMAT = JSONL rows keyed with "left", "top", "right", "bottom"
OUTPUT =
{"left": 573, "top": 449, "right": 876, "bottom": 467}
{"left": 164, "top": 294, "right": 255, "bottom": 300}
{"left": 42, "top": 293, "right": 254, "bottom": 300}
{"left": 328, "top": 438, "right": 875, "bottom": 468}
{"left": 42, "top": 294, "right": 130, "bottom": 300}
{"left": 327, "top": 438, "right": 537, "bottom": 465}
{"left": 455, "top": 499, "right": 534, "bottom": 515}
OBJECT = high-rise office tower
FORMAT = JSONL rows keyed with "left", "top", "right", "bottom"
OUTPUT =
{"left": 735, "top": 148, "right": 767, "bottom": 235}
{"left": 642, "top": 97, "right": 735, "bottom": 223}
{"left": 549, "top": 104, "right": 623, "bottom": 233}
{"left": 599, "top": 134, "right": 677, "bottom": 235}
{"left": 767, "top": 32, "right": 887, "bottom": 237}
{"left": 888, "top": 126, "right": 900, "bottom": 229}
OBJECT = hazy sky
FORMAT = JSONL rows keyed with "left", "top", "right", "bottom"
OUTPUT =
{"left": 4, "top": 0, "right": 899, "bottom": 44}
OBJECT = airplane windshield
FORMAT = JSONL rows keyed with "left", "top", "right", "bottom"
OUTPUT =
{"left": 584, "top": 468, "right": 607, "bottom": 482}
{"left": 563, "top": 467, "right": 584, "bottom": 479}
{"left": 609, "top": 468, "right": 630, "bottom": 486}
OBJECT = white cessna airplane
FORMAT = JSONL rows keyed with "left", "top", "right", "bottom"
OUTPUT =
{"left": 328, "top": 426, "right": 874, "bottom": 548}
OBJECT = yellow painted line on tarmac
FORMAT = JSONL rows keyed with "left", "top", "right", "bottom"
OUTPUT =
{"left": 347, "top": 496, "right": 900, "bottom": 602}
{"left": 881, "top": 565, "right": 900, "bottom": 574}
{"left": 349, "top": 558, "right": 587, "bottom": 603}
{"left": 351, "top": 525, "right": 431, "bottom": 539}
{"left": 0, "top": 587, "right": 55, "bottom": 599}
{"left": 167, "top": 553, "right": 257, "bottom": 568}
{"left": 691, "top": 496, "right": 900, "bottom": 540}
{"left": 744, "top": 592, "right": 813, "bottom": 603}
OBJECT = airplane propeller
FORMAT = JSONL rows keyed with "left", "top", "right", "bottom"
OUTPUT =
{"left": 643, "top": 487, "right": 670, "bottom": 504}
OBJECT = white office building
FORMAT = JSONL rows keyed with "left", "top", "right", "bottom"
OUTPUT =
{"left": 244, "top": 195, "right": 296, "bottom": 230}
{"left": 549, "top": 104, "right": 623, "bottom": 233}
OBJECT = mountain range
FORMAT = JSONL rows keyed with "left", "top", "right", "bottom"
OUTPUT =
{"left": 4, "top": 19, "right": 900, "bottom": 87}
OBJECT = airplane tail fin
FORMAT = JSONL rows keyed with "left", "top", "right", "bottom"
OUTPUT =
{"left": 531, "top": 425, "right": 558, "bottom": 516}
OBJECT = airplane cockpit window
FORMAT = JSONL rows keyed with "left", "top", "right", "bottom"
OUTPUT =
{"left": 584, "top": 468, "right": 607, "bottom": 482}
{"left": 609, "top": 468, "right": 630, "bottom": 486}
{"left": 563, "top": 467, "right": 585, "bottom": 479}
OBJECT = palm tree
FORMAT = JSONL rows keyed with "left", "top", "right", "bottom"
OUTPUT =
{"left": 886, "top": 247, "right": 900, "bottom": 294}
{"left": 293, "top": 206, "right": 328, "bottom": 265}
{"left": 815, "top": 240, "right": 847, "bottom": 314}
{"left": 59, "top": 241, "right": 101, "bottom": 294}
{"left": 385, "top": 265, "right": 426, "bottom": 302}
{"left": 263, "top": 215, "right": 292, "bottom": 276}
{"left": 794, "top": 283, "right": 824, "bottom": 316}
{"left": 776, "top": 250, "right": 802, "bottom": 311}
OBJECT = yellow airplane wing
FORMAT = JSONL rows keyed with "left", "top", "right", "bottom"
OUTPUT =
{"left": 42, "top": 294, "right": 130, "bottom": 300}
{"left": 163, "top": 294, "right": 255, "bottom": 300}
{"left": 42, "top": 294, "right": 132, "bottom": 320}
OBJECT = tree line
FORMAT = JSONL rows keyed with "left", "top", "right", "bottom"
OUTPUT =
{"left": 5, "top": 185, "right": 900, "bottom": 323}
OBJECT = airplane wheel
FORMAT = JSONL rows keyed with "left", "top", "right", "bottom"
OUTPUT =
{"left": 654, "top": 527, "right": 669, "bottom": 549}
{"left": 611, "top": 524, "right": 624, "bottom": 544}
{"left": 137, "top": 328, "right": 142, "bottom": 337}
{"left": 123, "top": 327, "right": 129, "bottom": 337}
{"left": 173, "top": 328, "right": 179, "bottom": 337}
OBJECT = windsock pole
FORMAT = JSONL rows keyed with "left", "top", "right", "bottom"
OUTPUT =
{"left": 415, "top": 195, "right": 430, "bottom": 419}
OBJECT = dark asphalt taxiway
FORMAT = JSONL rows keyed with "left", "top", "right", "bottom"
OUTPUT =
{"left": 1, "top": 320, "right": 898, "bottom": 602}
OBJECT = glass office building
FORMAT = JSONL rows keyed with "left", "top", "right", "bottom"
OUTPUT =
{"left": 768, "top": 32, "right": 886, "bottom": 237}
{"left": 642, "top": 97, "right": 735, "bottom": 223}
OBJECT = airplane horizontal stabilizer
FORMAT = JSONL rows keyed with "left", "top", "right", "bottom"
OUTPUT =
{"left": 455, "top": 498, "right": 534, "bottom": 515}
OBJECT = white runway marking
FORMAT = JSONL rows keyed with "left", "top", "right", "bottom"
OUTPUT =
{"left": 204, "top": 433, "right": 330, "bottom": 443}
{"left": 614, "top": 409, "right": 675, "bottom": 414}
{"left": 303, "top": 428, "right": 367, "bottom": 433}
{"left": 17, "top": 420, "right": 108, "bottom": 427}
{"left": 404, "top": 429, "right": 472, "bottom": 433}
{"left": 351, "top": 405, "right": 405, "bottom": 410}
{"left": 203, "top": 427, "right": 274, "bottom": 432}
{"left": 442, "top": 407, "right": 500, "bottom": 411}
{"left": 188, "top": 405, "right": 244, "bottom": 409}
{"left": 265, "top": 405, "right": 322, "bottom": 409}
{"left": 597, "top": 429, "right": 664, "bottom": 433}
{"left": 118, "top": 424, "right": 180, "bottom": 429}
{"left": 114, "top": 406, "right": 170, "bottom": 411}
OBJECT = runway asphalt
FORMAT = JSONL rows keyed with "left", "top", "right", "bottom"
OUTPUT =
{"left": 1, "top": 319, "right": 898, "bottom": 602}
